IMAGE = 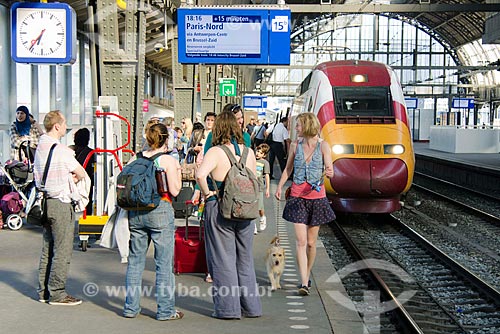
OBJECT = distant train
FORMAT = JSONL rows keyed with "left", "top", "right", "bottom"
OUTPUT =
{"left": 290, "top": 60, "right": 415, "bottom": 213}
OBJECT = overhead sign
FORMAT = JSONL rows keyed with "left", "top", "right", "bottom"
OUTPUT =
{"left": 405, "top": 98, "right": 418, "bottom": 109}
{"left": 243, "top": 95, "right": 268, "bottom": 109}
{"left": 452, "top": 98, "right": 474, "bottom": 109}
{"left": 177, "top": 7, "right": 290, "bottom": 65}
{"left": 219, "top": 78, "right": 237, "bottom": 96}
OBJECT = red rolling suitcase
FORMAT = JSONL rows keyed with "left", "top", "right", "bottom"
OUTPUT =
{"left": 174, "top": 200, "right": 208, "bottom": 274}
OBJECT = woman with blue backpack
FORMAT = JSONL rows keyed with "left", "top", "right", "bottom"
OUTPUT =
{"left": 123, "top": 123, "right": 183, "bottom": 321}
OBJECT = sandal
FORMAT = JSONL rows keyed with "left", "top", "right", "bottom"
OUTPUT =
{"left": 204, "top": 273, "right": 213, "bottom": 283}
{"left": 158, "top": 310, "right": 184, "bottom": 321}
{"left": 296, "top": 280, "right": 311, "bottom": 289}
{"left": 298, "top": 285, "right": 310, "bottom": 296}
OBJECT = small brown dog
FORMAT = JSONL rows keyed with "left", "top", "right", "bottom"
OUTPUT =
{"left": 266, "top": 236, "right": 285, "bottom": 291}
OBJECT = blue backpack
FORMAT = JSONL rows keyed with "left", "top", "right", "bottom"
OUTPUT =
{"left": 116, "top": 152, "right": 165, "bottom": 210}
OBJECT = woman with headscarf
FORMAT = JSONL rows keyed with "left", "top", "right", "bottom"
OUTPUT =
{"left": 9, "top": 105, "right": 44, "bottom": 162}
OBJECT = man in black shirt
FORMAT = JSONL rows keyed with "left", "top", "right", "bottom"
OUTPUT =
{"left": 246, "top": 116, "right": 256, "bottom": 135}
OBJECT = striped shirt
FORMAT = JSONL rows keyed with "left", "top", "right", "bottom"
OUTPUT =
{"left": 34, "top": 135, "right": 81, "bottom": 203}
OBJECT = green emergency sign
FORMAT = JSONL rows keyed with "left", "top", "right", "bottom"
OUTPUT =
{"left": 219, "top": 78, "right": 237, "bottom": 97}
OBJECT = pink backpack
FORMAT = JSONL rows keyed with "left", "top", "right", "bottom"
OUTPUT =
{"left": 0, "top": 192, "right": 23, "bottom": 215}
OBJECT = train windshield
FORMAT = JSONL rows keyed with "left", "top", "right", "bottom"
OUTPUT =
{"left": 333, "top": 87, "right": 392, "bottom": 117}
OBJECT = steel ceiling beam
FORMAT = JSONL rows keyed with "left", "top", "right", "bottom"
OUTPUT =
{"left": 289, "top": 4, "right": 500, "bottom": 14}
{"left": 248, "top": 65, "right": 500, "bottom": 71}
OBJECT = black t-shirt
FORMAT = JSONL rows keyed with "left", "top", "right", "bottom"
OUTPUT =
{"left": 74, "top": 146, "right": 95, "bottom": 179}
{"left": 246, "top": 123, "right": 256, "bottom": 134}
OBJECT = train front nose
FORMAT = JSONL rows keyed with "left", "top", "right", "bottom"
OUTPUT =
{"left": 330, "top": 158, "right": 409, "bottom": 196}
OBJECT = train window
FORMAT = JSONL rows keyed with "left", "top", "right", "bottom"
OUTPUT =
{"left": 334, "top": 87, "right": 392, "bottom": 117}
{"left": 300, "top": 73, "right": 312, "bottom": 95}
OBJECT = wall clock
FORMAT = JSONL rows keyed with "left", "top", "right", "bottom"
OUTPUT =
{"left": 11, "top": 2, "right": 76, "bottom": 64}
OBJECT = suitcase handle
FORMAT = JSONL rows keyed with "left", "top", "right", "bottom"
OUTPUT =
{"left": 183, "top": 200, "right": 204, "bottom": 241}
{"left": 184, "top": 200, "right": 193, "bottom": 240}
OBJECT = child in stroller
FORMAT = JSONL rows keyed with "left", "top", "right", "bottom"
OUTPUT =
{"left": 0, "top": 143, "right": 35, "bottom": 230}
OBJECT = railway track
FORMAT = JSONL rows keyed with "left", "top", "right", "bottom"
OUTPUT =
{"left": 396, "top": 172, "right": 500, "bottom": 291}
{"left": 412, "top": 171, "right": 500, "bottom": 219}
{"left": 320, "top": 215, "right": 500, "bottom": 333}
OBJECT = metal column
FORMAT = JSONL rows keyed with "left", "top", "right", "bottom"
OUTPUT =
{"left": 171, "top": 36, "right": 195, "bottom": 122}
{"left": 93, "top": 0, "right": 147, "bottom": 154}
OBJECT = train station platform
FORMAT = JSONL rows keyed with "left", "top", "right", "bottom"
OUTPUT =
{"left": 0, "top": 181, "right": 366, "bottom": 334}
{"left": 413, "top": 141, "right": 500, "bottom": 172}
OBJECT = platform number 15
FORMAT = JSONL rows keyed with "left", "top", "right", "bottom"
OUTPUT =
{"left": 271, "top": 16, "right": 289, "bottom": 32}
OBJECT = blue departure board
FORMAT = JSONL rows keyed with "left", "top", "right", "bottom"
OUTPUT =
{"left": 243, "top": 95, "right": 268, "bottom": 108}
{"left": 452, "top": 98, "right": 474, "bottom": 109}
{"left": 177, "top": 7, "right": 290, "bottom": 65}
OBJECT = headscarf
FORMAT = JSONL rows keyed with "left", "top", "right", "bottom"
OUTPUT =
{"left": 15, "top": 106, "right": 31, "bottom": 136}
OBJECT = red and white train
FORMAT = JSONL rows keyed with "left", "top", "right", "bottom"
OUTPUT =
{"left": 290, "top": 60, "right": 415, "bottom": 213}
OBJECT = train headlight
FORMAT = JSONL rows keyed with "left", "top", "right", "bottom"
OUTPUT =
{"left": 350, "top": 74, "right": 368, "bottom": 83}
{"left": 332, "top": 144, "right": 354, "bottom": 154}
{"left": 384, "top": 144, "right": 405, "bottom": 154}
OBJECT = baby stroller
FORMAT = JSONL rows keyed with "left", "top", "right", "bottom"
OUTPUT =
{"left": 0, "top": 142, "right": 35, "bottom": 230}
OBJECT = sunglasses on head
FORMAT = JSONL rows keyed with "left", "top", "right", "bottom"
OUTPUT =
{"left": 231, "top": 104, "right": 241, "bottom": 112}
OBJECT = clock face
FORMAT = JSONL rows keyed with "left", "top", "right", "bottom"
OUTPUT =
{"left": 16, "top": 8, "right": 67, "bottom": 59}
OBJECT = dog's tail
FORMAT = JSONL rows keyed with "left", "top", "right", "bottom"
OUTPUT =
{"left": 270, "top": 236, "right": 280, "bottom": 247}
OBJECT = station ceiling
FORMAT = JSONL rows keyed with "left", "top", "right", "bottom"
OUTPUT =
{"left": 4, "top": 0, "right": 497, "bottom": 72}
{"left": 287, "top": 0, "right": 490, "bottom": 51}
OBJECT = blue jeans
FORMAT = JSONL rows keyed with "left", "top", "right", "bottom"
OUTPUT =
{"left": 124, "top": 200, "right": 176, "bottom": 320}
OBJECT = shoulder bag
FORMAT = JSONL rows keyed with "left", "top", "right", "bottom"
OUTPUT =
{"left": 27, "top": 143, "right": 57, "bottom": 226}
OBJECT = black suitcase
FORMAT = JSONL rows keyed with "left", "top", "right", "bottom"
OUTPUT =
{"left": 172, "top": 182, "right": 194, "bottom": 218}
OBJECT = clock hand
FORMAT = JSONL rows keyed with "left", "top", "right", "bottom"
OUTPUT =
{"left": 37, "top": 29, "right": 45, "bottom": 45}
{"left": 29, "top": 29, "right": 46, "bottom": 51}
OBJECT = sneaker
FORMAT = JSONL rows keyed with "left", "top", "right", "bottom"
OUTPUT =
{"left": 254, "top": 224, "right": 258, "bottom": 235}
{"left": 298, "top": 285, "right": 310, "bottom": 296}
{"left": 49, "top": 295, "right": 82, "bottom": 306}
{"left": 38, "top": 299, "right": 48, "bottom": 303}
{"left": 259, "top": 216, "right": 267, "bottom": 231}
{"left": 158, "top": 310, "right": 184, "bottom": 321}
{"left": 124, "top": 307, "right": 141, "bottom": 318}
